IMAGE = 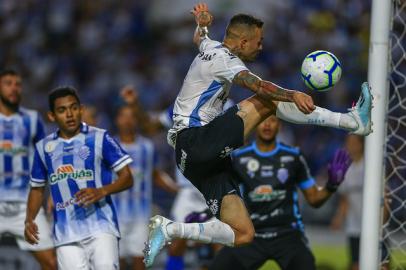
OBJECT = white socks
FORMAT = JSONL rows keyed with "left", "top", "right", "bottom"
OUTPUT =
{"left": 276, "top": 102, "right": 357, "bottom": 131}
{"left": 166, "top": 220, "right": 235, "bottom": 246}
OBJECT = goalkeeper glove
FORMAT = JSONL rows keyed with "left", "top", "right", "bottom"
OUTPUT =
{"left": 326, "top": 149, "right": 352, "bottom": 192}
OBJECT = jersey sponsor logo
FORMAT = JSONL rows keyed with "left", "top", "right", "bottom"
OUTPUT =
{"left": 277, "top": 168, "right": 289, "bottom": 184}
{"left": 50, "top": 164, "right": 94, "bottom": 185}
{"left": 198, "top": 51, "right": 217, "bottom": 61}
{"left": 248, "top": 185, "right": 286, "bottom": 202}
{"left": 260, "top": 165, "right": 274, "bottom": 177}
{"left": 0, "top": 140, "right": 28, "bottom": 155}
{"left": 280, "top": 155, "right": 294, "bottom": 163}
{"left": 55, "top": 197, "right": 79, "bottom": 211}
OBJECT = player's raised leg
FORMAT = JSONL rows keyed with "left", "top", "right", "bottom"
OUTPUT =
{"left": 274, "top": 82, "right": 373, "bottom": 135}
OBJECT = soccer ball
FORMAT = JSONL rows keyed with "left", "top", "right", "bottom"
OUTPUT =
{"left": 301, "top": 50, "right": 342, "bottom": 91}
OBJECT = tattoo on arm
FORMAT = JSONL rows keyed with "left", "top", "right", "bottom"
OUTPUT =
{"left": 233, "top": 71, "right": 295, "bottom": 102}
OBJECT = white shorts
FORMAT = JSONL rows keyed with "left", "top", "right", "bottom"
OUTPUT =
{"left": 57, "top": 233, "right": 119, "bottom": 270}
{"left": 0, "top": 202, "right": 54, "bottom": 251}
{"left": 119, "top": 221, "right": 148, "bottom": 258}
{"left": 170, "top": 187, "right": 208, "bottom": 222}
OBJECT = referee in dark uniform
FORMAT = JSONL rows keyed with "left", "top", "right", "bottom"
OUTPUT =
{"left": 210, "top": 116, "right": 352, "bottom": 270}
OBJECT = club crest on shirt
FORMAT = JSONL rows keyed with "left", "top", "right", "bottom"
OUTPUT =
{"left": 78, "top": 145, "right": 90, "bottom": 160}
{"left": 247, "top": 158, "right": 260, "bottom": 172}
{"left": 277, "top": 168, "right": 289, "bottom": 184}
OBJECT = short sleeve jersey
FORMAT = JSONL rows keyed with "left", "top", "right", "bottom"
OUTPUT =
{"left": 232, "top": 141, "right": 315, "bottom": 238}
{"left": 0, "top": 108, "right": 45, "bottom": 202}
{"left": 168, "top": 38, "right": 248, "bottom": 145}
{"left": 30, "top": 123, "right": 132, "bottom": 246}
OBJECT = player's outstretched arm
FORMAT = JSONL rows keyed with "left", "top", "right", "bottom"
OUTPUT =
{"left": 25, "top": 186, "right": 45, "bottom": 245}
{"left": 75, "top": 166, "right": 133, "bottom": 207}
{"left": 233, "top": 70, "right": 315, "bottom": 114}
{"left": 191, "top": 3, "right": 213, "bottom": 47}
{"left": 302, "top": 149, "right": 352, "bottom": 208}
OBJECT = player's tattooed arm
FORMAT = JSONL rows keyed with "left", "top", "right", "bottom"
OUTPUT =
{"left": 191, "top": 3, "right": 213, "bottom": 46}
{"left": 233, "top": 71, "right": 296, "bottom": 101}
{"left": 233, "top": 70, "right": 315, "bottom": 114}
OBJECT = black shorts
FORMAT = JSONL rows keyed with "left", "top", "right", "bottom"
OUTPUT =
{"left": 209, "top": 231, "right": 315, "bottom": 270}
{"left": 175, "top": 106, "right": 244, "bottom": 218}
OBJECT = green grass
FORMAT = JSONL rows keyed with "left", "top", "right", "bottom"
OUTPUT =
{"left": 259, "top": 244, "right": 406, "bottom": 270}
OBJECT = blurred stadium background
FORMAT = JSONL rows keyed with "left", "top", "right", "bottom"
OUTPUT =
{"left": 0, "top": 0, "right": 404, "bottom": 269}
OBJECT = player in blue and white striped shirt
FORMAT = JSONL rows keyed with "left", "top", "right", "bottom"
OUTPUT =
{"left": 112, "top": 105, "right": 178, "bottom": 269}
{"left": 25, "top": 86, "right": 133, "bottom": 270}
{"left": 0, "top": 69, "right": 56, "bottom": 270}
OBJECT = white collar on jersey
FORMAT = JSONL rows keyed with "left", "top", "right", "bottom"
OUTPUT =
{"left": 52, "top": 122, "right": 89, "bottom": 140}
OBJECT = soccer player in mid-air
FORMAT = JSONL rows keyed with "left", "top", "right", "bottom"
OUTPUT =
{"left": 112, "top": 103, "right": 178, "bottom": 270}
{"left": 144, "top": 3, "right": 372, "bottom": 267}
{"left": 209, "top": 116, "right": 351, "bottom": 270}
{"left": 121, "top": 85, "right": 229, "bottom": 270}
{"left": 24, "top": 87, "right": 134, "bottom": 270}
{"left": 0, "top": 69, "right": 56, "bottom": 270}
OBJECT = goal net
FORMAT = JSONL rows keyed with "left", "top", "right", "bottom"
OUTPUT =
{"left": 381, "top": 1, "right": 406, "bottom": 269}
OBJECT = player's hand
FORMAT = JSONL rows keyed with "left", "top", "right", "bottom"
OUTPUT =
{"left": 190, "top": 3, "right": 213, "bottom": 27}
{"left": 326, "top": 149, "right": 352, "bottom": 192}
{"left": 120, "top": 85, "right": 139, "bottom": 105}
{"left": 292, "top": 92, "right": 315, "bottom": 114}
{"left": 75, "top": 188, "right": 107, "bottom": 207}
{"left": 24, "top": 220, "right": 39, "bottom": 245}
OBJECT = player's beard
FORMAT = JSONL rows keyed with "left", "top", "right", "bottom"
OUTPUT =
{"left": 0, "top": 94, "right": 20, "bottom": 111}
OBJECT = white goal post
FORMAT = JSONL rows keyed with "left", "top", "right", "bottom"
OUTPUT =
{"left": 360, "top": 0, "right": 393, "bottom": 270}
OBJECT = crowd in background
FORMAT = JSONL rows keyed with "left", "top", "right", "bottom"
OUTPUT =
{"left": 0, "top": 0, "right": 371, "bottom": 176}
{"left": 1, "top": 0, "right": 406, "bottom": 269}
{"left": 0, "top": 0, "right": 372, "bottom": 210}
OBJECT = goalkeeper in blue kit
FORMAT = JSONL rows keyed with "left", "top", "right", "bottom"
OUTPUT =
{"left": 210, "top": 116, "right": 351, "bottom": 270}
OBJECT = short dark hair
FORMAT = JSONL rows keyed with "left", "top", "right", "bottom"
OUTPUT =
{"left": 0, "top": 69, "right": 20, "bottom": 79}
{"left": 48, "top": 86, "right": 81, "bottom": 112}
{"left": 226, "top": 14, "right": 264, "bottom": 37}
